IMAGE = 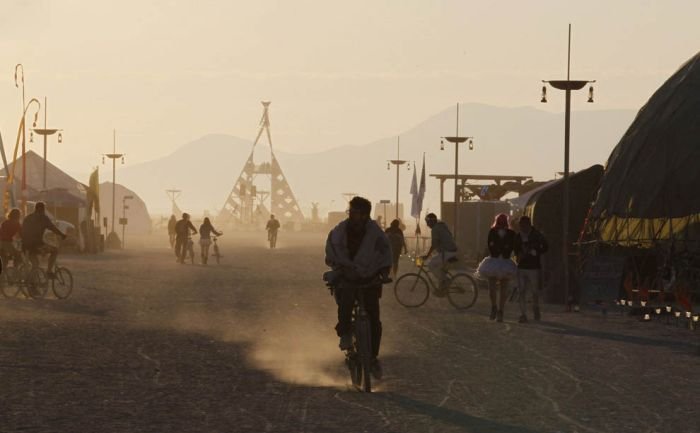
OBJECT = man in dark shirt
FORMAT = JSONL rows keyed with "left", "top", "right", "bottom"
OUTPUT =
{"left": 174, "top": 213, "right": 197, "bottom": 264}
{"left": 266, "top": 215, "right": 281, "bottom": 248}
{"left": 21, "top": 202, "right": 66, "bottom": 275}
{"left": 325, "top": 196, "right": 392, "bottom": 378}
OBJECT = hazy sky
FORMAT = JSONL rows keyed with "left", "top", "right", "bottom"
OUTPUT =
{"left": 0, "top": 0, "right": 698, "bottom": 177}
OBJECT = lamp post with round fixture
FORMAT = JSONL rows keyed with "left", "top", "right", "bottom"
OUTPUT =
{"left": 102, "top": 129, "right": 125, "bottom": 249}
{"left": 440, "top": 103, "right": 474, "bottom": 241}
{"left": 386, "top": 136, "right": 409, "bottom": 221}
{"left": 540, "top": 24, "right": 596, "bottom": 309}
{"left": 32, "top": 96, "right": 63, "bottom": 194}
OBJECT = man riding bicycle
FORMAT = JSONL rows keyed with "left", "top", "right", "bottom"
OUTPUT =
{"left": 21, "top": 202, "right": 67, "bottom": 277}
{"left": 421, "top": 213, "right": 458, "bottom": 291}
{"left": 325, "top": 196, "right": 392, "bottom": 378}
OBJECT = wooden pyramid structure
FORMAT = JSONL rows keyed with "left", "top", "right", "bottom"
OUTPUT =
{"left": 218, "top": 102, "right": 304, "bottom": 227}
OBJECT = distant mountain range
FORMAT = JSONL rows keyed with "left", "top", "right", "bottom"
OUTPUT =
{"left": 118, "top": 103, "right": 637, "bottom": 218}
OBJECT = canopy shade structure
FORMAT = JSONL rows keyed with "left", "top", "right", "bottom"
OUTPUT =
{"left": 585, "top": 51, "right": 700, "bottom": 246}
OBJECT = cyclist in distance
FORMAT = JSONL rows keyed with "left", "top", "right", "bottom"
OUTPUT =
{"left": 325, "top": 196, "right": 392, "bottom": 376}
{"left": 421, "top": 213, "right": 459, "bottom": 291}
{"left": 21, "top": 202, "right": 66, "bottom": 277}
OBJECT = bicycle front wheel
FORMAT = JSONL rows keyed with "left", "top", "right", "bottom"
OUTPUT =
{"left": 354, "top": 317, "right": 373, "bottom": 393}
{"left": 394, "top": 273, "right": 430, "bottom": 307}
{"left": 447, "top": 273, "right": 479, "bottom": 310}
{"left": 52, "top": 267, "right": 74, "bottom": 299}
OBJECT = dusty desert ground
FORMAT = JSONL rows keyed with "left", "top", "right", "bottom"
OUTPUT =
{"left": 0, "top": 231, "right": 698, "bottom": 433}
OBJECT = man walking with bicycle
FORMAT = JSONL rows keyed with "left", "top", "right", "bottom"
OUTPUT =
{"left": 422, "top": 213, "right": 458, "bottom": 292}
{"left": 325, "top": 196, "right": 392, "bottom": 378}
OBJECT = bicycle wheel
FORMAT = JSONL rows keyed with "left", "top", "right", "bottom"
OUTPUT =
{"left": 52, "top": 267, "right": 74, "bottom": 299}
{"left": 26, "top": 267, "right": 48, "bottom": 299}
{"left": 447, "top": 273, "right": 479, "bottom": 310}
{"left": 394, "top": 273, "right": 430, "bottom": 307}
{"left": 1, "top": 268, "right": 20, "bottom": 298}
{"left": 354, "top": 317, "right": 372, "bottom": 393}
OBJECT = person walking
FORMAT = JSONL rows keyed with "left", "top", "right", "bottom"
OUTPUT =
{"left": 199, "top": 217, "right": 222, "bottom": 265}
{"left": 174, "top": 213, "right": 197, "bottom": 264}
{"left": 477, "top": 214, "right": 517, "bottom": 322}
{"left": 513, "top": 215, "right": 548, "bottom": 323}
{"left": 266, "top": 215, "right": 281, "bottom": 248}
{"left": 385, "top": 219, "right": 408, "bottom": 279}
{"left": 167, "top": 215, "right": 177, "bottom": 248}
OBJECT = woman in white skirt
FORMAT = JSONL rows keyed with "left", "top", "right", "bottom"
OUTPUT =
{"left": 477, "top": 214, "right": 517, "bottom": 322}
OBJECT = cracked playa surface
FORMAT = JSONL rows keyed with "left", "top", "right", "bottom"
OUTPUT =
{"left": 0, "top": 232, "right": 698, "bottom": 433}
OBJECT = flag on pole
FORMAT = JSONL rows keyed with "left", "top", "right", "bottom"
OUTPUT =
{"left": 417, "top": 153, "right": 426, "bottom": 213}
{"left": 410, "top": 162, "right": 419, "bottom": 219}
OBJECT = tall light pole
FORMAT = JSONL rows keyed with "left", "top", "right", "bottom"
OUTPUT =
{"left": 440, "top": 103, "right": 474, "bottom": 241}
{"left": 387, "top": 136, "right": 408, "bottom": 221}
{"left": 102, "top": 129, "right": 125, "bottom": 248}
{"left": 540, "top": 24, "right": 595, "bottom": 308}
{"left": 32, "top": 96, "right": 63, "bottom": 192}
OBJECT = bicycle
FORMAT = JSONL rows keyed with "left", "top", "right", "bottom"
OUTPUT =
{"left": 1, "top": 261, "right": 47, "bottom": 299}
{"left": 186, "top": 236, "right": 195, "bottom": 264}
{"left": 211, "top": 236, "right": 222, "bottom": 264}
{"left": 394, "top": 256, "right": 478, "bottom": 310}
{"left": 325, "top": 272, "right": 390, "bottom": 393}
{"left": 2, "top": 249, "right": 72, "bottom": 299}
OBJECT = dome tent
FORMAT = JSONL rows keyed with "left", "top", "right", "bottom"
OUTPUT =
{"left": 585, "top": 51, "right": 700, "bottom": 246}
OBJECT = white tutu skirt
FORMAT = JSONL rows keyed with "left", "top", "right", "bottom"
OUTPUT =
{"left": 476, "top": 257, "right": 517, "bottom": 280}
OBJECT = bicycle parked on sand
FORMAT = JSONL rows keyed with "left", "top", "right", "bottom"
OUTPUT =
{"left": 325, "top": 273, "right": 390, "bottom": 393}
{"left": 394, "top": 256, "right": 478, "bottom": 310}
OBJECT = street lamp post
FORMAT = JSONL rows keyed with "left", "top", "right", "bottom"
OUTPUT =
{"left": 540, "top": 24, "right": 595, "bottom": 309}
{"left": 102, "top": 129, "right": 125, "bottom": 249}
{"left": 440, "top": 103, "right": 474, "bottom": 241}
{"left": 387, "top": 137, "right": 409, "bottom": 221}
{"left": 121, "top": 195, "right": 134, "bottom": 248}
{"left": 32, "top": 96, "right": 63, "bottom": 193}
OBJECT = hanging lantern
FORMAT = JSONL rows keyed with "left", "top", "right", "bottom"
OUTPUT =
{"left": 121, "top": 156, "right": 125, "bottom": 165}
{"left": 540, "top": 86, "right": 547, "bottom": 103}
{"left": 468, "top": 139, "right": 474, "bottom": 151}
{"left": 30, "top": 131, "right": 34, "bottom": 143}
{"left": 57, "top": 132, "right": 63, "bottom": 144}
{"left": 587, "top": 86, "right": 594, "bottom": 103}
{"left": 386, "top": 162, "right": 390, "bottom": 170}
{"left": 440, "top": 139, "right": 444, "bottom": 151}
